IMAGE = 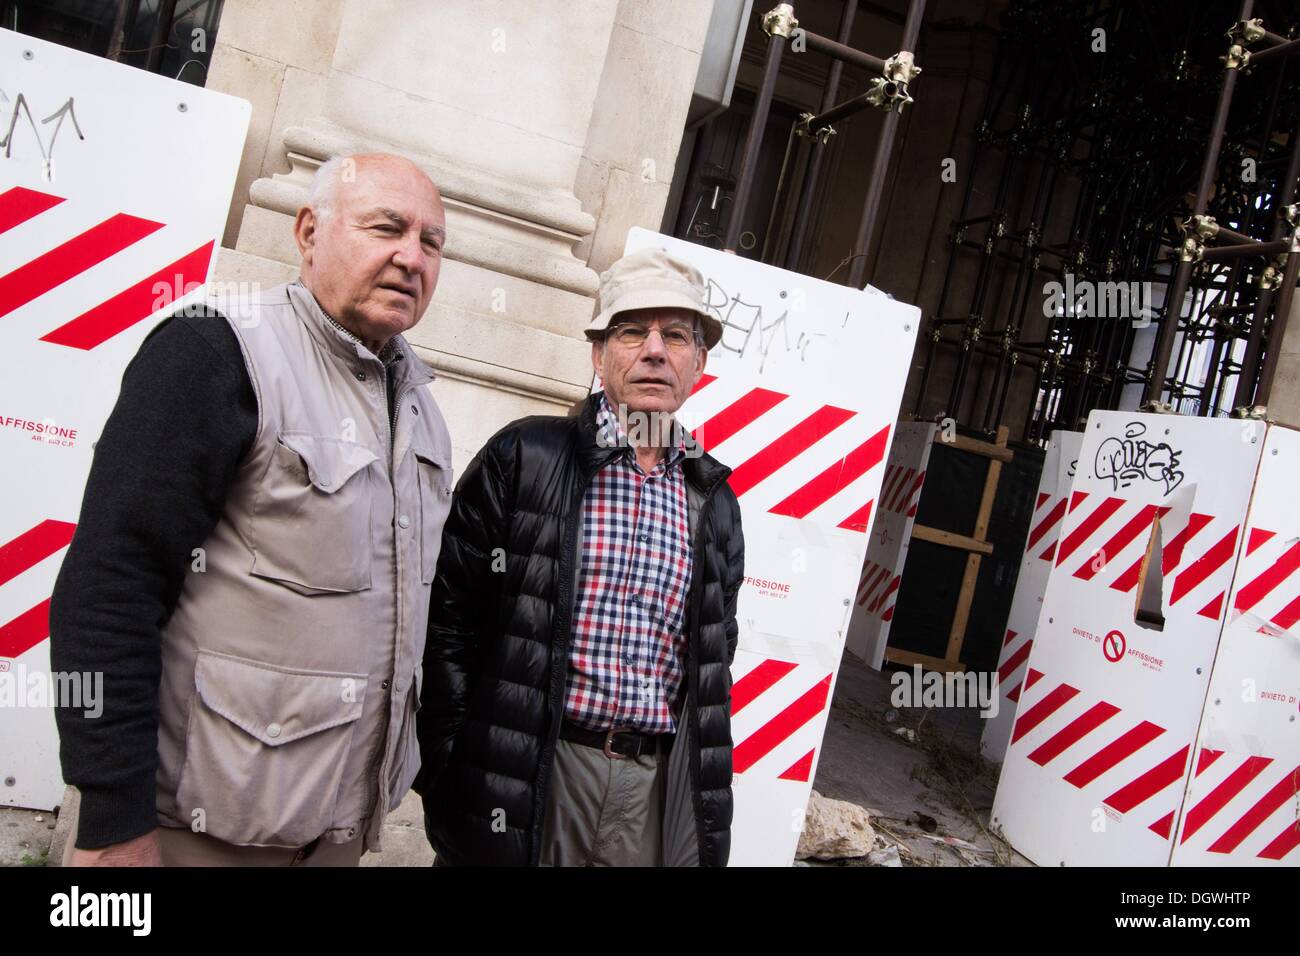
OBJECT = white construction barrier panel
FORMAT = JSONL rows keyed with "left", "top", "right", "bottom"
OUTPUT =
{"left": 845, "top": 421, "right": 936, "bottom": 669}
{"left": 992, "top": 410, "right": 1299, "bottom": 867}
{"left": 980, "top": 429, "right": 1083, "bottom": 765}
{"left": 1169, "top": 422, "right": 1300, "bottom": 866}
{"left": 0, "top": 31, "right": 250, "bottom": 810}
{"left": 622, "top": 229, "right": 920, "bottom": 865}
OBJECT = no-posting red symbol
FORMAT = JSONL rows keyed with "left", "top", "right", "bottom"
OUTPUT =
{"left": 1103, "top": 629, "right": 1126, "bottom": 663}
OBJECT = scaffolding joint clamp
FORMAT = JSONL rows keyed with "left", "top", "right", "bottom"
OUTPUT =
{"left": 795, "top": 112, "right": 835, "bottom": 145}
{"left": 1231, "top": 404, "right": 1268, "bottom": 421}
{"left": 762, "top": 3, "right": 799, "bottom": 39}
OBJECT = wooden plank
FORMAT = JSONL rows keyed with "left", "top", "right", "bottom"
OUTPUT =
{"left": 885, "top": 647, "right": 967, "bottom": 673}
{"left": 943, "top": 426, "right": 1009, "bottom": 664}
{"left": 911, "top": 523, "right": 994, "bottom": 555}
{"left": 933, "top": 431, "right": 1015, "bottom": 462}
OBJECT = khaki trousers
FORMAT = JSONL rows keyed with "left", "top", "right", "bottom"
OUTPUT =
{"left": 59, "top": 799, "right": 363, "bottom": 867}
{"left": 539, "top": 738, "right": 666, "bottom": 867}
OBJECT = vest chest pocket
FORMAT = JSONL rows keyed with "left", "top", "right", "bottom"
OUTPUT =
{"left": 251, "top": 433, "right": 379, "bottom": 594}
{"left": 414, "top": 450, "right": 452, "bottom": 585}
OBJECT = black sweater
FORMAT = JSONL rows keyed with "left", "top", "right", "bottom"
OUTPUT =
{"left": 49, "top": 309, "right": 257, "bottom": 849}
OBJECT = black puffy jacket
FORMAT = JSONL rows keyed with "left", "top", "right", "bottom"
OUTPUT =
{"left": 416, "top": 391, "right": 744, "bottom": 866}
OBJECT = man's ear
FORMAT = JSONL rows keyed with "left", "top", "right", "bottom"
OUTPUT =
{"left": 591, "top": 339, "right": 604, "bottom": 380}
{"left": 293, "top": 206, "right": 318, "bottom": 266}
{"left": 693, "top": 344, "right": 708, "bottom": 384}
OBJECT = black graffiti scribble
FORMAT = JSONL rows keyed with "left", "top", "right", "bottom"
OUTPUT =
{"left": 1, "top": 92, "right": 85, "bottom": 167}
{"left": 1094, "top": 422, "right": 1185, "bottom": 495}
{"left": 700, "top": 276, "right": 824, "bottom": 373}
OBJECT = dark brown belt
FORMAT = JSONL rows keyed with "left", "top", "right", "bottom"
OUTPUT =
{"left": 560, "top": 720, "right": 674, "bottom": 760}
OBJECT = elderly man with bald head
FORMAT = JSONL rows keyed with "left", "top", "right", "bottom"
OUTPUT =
{"left": 50, "top": 153, "right": 453, "bottom": 866}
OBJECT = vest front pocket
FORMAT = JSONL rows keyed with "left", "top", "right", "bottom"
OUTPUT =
{"left": 414, "top": 450, "right": 452, "bottom": 584}
{"left": 250, "top": 433, "right": 379, "bottom": 593}
{"left": 174, "top": 651, "right": 368, "bottom": 848}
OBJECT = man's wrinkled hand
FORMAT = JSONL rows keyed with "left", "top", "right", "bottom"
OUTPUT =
{"left": 68, "top": 829, "right": 162, "bottom": 867}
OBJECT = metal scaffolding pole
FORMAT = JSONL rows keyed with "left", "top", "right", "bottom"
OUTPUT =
{"left": 1142, "top": 0, "right": 1254, "bottom": 409}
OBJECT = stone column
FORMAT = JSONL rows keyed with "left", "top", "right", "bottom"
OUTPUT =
{"left": 209, "top": 0, "right": 638, "bottom": 463}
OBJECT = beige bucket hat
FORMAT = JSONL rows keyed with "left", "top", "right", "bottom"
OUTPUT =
{"left": 585, "top": 247, "right": 723, "bottom": 349}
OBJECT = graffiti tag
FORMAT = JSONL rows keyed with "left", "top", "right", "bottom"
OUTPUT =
{"left": 1094, "top": 422, "right": 1184, "bottom": 495}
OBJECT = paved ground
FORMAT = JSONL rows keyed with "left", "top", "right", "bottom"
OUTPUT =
{"left": 810, "top": 651, "right": 1031, "bottom": 866}
{"left": 4, "top": 650, "right": 1030, "bottom": 867}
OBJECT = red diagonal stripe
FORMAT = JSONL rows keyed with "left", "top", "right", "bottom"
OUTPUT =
{"left": 1002, "top": 628, "right": 1018, "bottom": 648}
{"left": 1206, "top": 766, "right": 1300, "bottom": 854}
{"left": 40, "top": 241, "right": 215, "bottom": 350}
{"left": 1036, "top": 491, "right": 1050, "bottom": 509}
{"left": 778, "top": 749, "right": 816, "bottom": 782}
{"left": 1028, "top": 701, "right": 1121, "bottom": 766}
{"left": 1270, "top": 592, "right": 1300, "bottom": 631}
{"left": 0, "top": 187, "right": 64, "bottom": 235}
{"left": 1170, "top": 526, "right": 1240, "bottom": 606}
{"left": 1257, "top": 820, "right": 1300, "bottom": 860}
{"left": 880, "top": 604, "right": 897, "bottom": 621}
{"left": 1073, "top": 504, "right": 1167, "bottom": 581}
{"left": 896, "top": 468, "right": 920, "bottom": 511}
{"left": 857, "top": 564, "right": 889, "bottom": 606}
{"left": 0, "top": 213, "right": 164, "bottom": 319}
{"left": 1062, "top": 720, "right": 1164, "bottom": 788}
{"left": 1007, "top": 682, "right": 1024, "bottom": 703}
{"left": 1010, "top": 682, "right": 1079, "bottom": 744}
{"left": 730, "top": 658, "right": 798, "bottom": 715}
{"left": 1149, "top": 810, "right": 1175, "bottom": 839}
{"left": 1024, "top": 668, "right": 1044, "bottom": 691}
{"left": 998, "top": 637, "right": 1032, "bottom": 686}
{"left": 879, "top": 464, "right": 899, "bottom": 504}
{"left": 733, "top": 674, "right": 832, "bottom": 774}
{"left": 838, "top": 499, "right": 875, "bottom": 533}
{"left": 887, "top": 467, "right": 915, "bottom": 512}
{"left": 0, "top": 598, "right": 52, "bottom": 658}
{"left": 902, "top": 470, "right": 926, "bottom": 514}
{"left": 727, "top": 405, "right": 856, "bottom": 498}
{"left": 1179, "top": 755, "right": 1273, "bottom": 844}
{"left": 1233, "top": 540, "right": 1300, "bottom": 614}
{"left": 770, "top": 424, "right": 890, "bottom": 519}
{"left": 1027, "top": 496, "right": 1068, "bottom": 551}
{"left": 0, "top": 519, "right": 76, "bottom": 587}
{"left": 1038, "top": 541, "right": 1057, "bottom": 562}
{"left": 1056, "top": 496, "right": 1125, "bottom": 566}
{"left": 1197, "top": 748, "right": 1225, "bottom": 775}
{"left": 692, "top": 386, "right": 786, "bottom": 450}
{"left": 1111, "top": 512, "right": 1213, "bottom": 594}
{"left": 1246, "top": 526, "right": 1275, "bottom": 556}
{"left": 869, "top": 575, "right": 900, "bottom": 614}
{"left": 1104, "top": 745, "right": 1190, "bottom": 814}
{"left": 1163, "top": 513, "right": 1214, "bottom": 573}
{"left": 1069, "top": 490, "right": 1089, "bottom": 512}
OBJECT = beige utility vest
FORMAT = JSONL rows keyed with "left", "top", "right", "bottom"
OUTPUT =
{"left": 154, "top": 281, "right": 453, "bottom": 851}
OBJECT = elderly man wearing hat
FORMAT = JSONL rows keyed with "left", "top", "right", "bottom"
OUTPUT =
{"left": 417, "top": 247, "right": 745, "bottom": 866}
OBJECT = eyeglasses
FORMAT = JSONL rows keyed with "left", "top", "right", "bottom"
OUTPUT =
{"left": 607, "top": 323, "right": 702, "bottom": 350}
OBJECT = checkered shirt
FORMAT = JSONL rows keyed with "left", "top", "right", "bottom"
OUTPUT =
{"left": 564, "top": 394, "right": 693, "bottom": 735}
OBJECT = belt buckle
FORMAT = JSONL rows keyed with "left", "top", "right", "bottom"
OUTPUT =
{"left": 603, "top": 727, "right": 636, "bottom": 760}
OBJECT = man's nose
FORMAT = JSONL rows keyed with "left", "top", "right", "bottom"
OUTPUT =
{"left": 392, "top": 233, "right": 422, "bottom": 273}
{"left": 639, "top": 328, "right": 669, "bottom": 359}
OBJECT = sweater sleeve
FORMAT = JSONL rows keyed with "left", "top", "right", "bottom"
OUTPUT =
{"left": 49, "top": 309, "right": 257, "bottom": 850}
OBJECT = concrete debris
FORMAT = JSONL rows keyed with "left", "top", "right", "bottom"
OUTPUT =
{"left": 796, "top": 789, "right": 876, "bottom": 860}
{"left": 866, "top": 844, "right": 902, "bottom": 867}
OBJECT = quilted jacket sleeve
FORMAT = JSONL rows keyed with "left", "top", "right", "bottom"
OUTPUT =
{"left": 720, "top": 488, "right": 745, "bottom": 666}
{"left": 415, "top": 431, "right": 513, "bottom": 795}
